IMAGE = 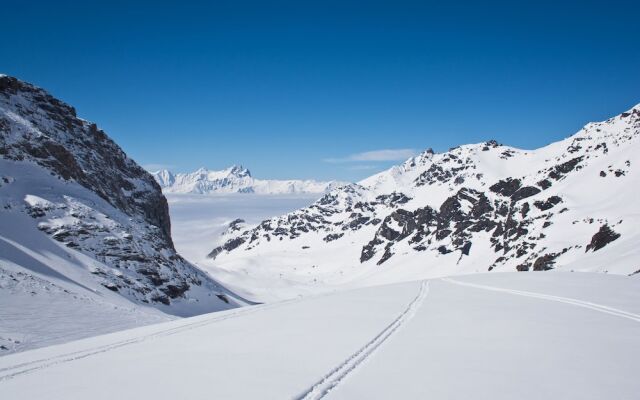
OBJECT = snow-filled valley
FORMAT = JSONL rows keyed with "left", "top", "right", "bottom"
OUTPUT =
{"left": 1, "top": 273, "right": 639, "bottom": 400}
{"left": 1, "top": 73, "right": 639, "bottom": 399}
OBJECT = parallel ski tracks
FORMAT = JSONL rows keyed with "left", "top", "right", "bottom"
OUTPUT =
{"left": 296, "top": 280, "right": 430, "bottom": 400}
{"left": 442, "top": 278, "right": 640, "bottom": 323}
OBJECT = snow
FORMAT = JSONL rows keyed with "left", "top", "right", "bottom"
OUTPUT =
{"left": 0, "top": 272, "right": 638, "bottom": 399}
{"left": 153, "top": 166, "right": 347, "bottom": 194}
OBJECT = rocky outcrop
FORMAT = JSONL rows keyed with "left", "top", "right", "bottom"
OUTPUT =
{"left": 586, "top": 224, "right": 621, "bottom": 252}
{"left": 0, "top": 75, "right": 237, "bottom": 311}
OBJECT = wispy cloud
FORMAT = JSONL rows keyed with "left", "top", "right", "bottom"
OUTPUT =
{"left": 347, "top": 164, "right": 379, "bottom": 171}
{"left": 324, "top": 149, "right": 417, "bottom": 163}
{"left": 142, "top": 163, "right": 175, "bottom": 172}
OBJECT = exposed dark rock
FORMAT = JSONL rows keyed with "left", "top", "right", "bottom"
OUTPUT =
{"left": 227, "top": 218, "right": 245, "bottom": 233}
{"left": 161, "top": 283, "right": 190, "bottom": 298}
{"left": 548, "top": 157, "right": 583, "bottom": 181}
{"left": 482, "top": 140, "right": 501, "bottom": 151}
{"left": 511, "top": 186, "right": 541, "bottom": 202}
{"left": 489, "top": 178, "right": 521, "bottom": 197}
{"left": 361, "top": 237, "right": 383, "bottom": 263}
{"left": 534, "top": 196, "right": 563, "bottom": 211}
{"left": 520, "top": 202, "right": 530, "bottom": 218}
{"left": 537, "top": 179, "right": 552, "bottom": 189}
{"left": 415, "top": 163, "right": 466, "bottom": 187}
{"left": 460, "top": 242, "right": 472, "bottom": 256}
{"left": 323, "top": 233, "right": 344, "bottom": 242}
{"left": 102, "top": 283, "right": 119, "bottom": 292}
{"left": 585, "top": 224, "right": 621, "bottom": 252}
{"left": 208, "top": 237, "right": 246, "bottom": 259}
{"left": 375, "top": 192, "right": 411, "bottom": 206}
{"left": 216, "top": 294, "right": 230, "bottom": 304}
{"left": 532, "top": 253, "right": 559, "bottom": 271}
{"left": 438, "top": 246, "right": 452, "bottom": 254}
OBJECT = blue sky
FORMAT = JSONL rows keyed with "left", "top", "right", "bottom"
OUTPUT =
{"left": 2, "top": 1, "right": 639, "bottom": 181}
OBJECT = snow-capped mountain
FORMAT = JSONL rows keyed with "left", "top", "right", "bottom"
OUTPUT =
{"left": 207, "top": 104, "right": 640, "bottom": 301}
{"left": 0, "top": 75, "right": 242, "bottom": 353}
{"left": 152, "top": 166, "right": 345, "bottom": 194}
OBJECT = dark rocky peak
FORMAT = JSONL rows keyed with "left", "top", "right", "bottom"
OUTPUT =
{"left": 481, "top": 139, "right": 502, "bottom": 151}
{"left": 618, "top": 103, "right": 640, "bottom": 121}
{"left": 403, "top": 147, "right": 435, "bottom": 169}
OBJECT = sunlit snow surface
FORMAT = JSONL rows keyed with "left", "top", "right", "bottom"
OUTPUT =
{"left": 1, "top": 273, "right": 638, "bottom": 400}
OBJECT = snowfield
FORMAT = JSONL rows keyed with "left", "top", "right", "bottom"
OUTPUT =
{"left": 1, "top": 272, "right": 639, "bottom": 399}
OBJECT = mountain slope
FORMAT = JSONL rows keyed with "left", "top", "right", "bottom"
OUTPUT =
{"left": 0, "top": 272, "right": 638, "bottom": 400}
{"left": 0, "top": 75, "right": 242, "bottom": 353}
{"left": 207, "top": 104, "right": 640, "bottom": 301}
{"left": 152, "top": 166, "right": 345, "bottom": 194}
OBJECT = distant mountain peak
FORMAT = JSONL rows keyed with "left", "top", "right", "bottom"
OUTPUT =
{"left": 152, "top": 166, "right": 346, "bottom": 195}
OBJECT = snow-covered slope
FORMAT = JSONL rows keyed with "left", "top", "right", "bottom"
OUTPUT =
{"left": 152, "top": 166, "right": 345, "bottom": 194}
{"left": 0, "top": 75, "right": 242, "bottom": 353}
{"left": 207, "top": 104, "right": 640, "bottom": 301}
{"left": 1, "top": 272, "right": 638, "bottom": 399}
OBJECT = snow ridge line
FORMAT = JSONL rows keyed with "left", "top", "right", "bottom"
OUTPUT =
{"left": 442, "top": 278, "right": 640, "bottom": 323}
{"left": 0, "top": 300, "right": 296, "bottom": 382}
{"left": 295, "top": 280, "right": 429, "bottom": 400}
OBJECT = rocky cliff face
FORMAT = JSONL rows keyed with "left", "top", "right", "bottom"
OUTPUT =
{"left": 0, "top": 75, "right": 239, "bottom": 314}
{"left": 208, "top": 104, "right": 640, "bottom": 292}
{"left": 0, "top": 76, "right": 173, "bottom": 243}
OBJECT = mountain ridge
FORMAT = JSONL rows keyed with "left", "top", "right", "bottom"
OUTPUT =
{"left": 206, "top": 102, "right": 640, "bottom": 301}
{"left": 152, "top": 165, "right": 347, "bottom": 194}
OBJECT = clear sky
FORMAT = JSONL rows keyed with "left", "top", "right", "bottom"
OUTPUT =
{"left": 2, "top": 0, "right": 639, "bottom": 181}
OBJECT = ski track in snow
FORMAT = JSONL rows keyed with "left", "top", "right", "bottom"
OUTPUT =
{"left": 0, "top": 299, "right": 297, "bottom": 382}
{"left": 295, "top": 280, "right": 429, "bottom": 400}
{"left": 442, "top": 278, "right": 640, "bottom": 323}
